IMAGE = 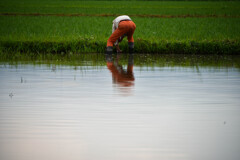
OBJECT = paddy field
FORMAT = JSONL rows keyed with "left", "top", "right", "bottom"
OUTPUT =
{"left": 0, "top": 0, "right": 240, "bottom": 54}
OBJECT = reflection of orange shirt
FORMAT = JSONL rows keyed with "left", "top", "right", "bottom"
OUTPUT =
{"left": 107, "top": 62, "right": 134, "bottom": 87}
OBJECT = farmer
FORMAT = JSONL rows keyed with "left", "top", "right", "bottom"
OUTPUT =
{"left": 106, "top": 15, "right": 136, "bottom": 54}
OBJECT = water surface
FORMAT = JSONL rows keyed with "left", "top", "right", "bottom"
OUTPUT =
{"left": 0, "top": 54, "right": 240, "bottom": 160}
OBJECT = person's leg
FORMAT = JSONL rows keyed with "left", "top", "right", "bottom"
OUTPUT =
{"left": 106, "top": 25, "right": 126, "bottom": 54}
{"left": 127, "top": 21, "right": 136, "bottom": 54}
{"left": 107, "top": 28, "right": 124, "bottom": 47}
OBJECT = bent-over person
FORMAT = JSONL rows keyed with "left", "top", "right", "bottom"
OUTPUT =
{"left": 106, "top": 15, "right": 136, "bottom": 54}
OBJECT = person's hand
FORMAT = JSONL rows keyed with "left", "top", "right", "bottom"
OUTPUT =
{"left": 117, "top": 48, "right": 122, "bottom": 53}
{"left": 116, "top": 44, "right": 122, "bottom": 53}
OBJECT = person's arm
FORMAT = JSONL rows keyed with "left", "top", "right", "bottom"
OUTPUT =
{"left": 112, "top": 22, "right": 116, "bottom": 33}
{"left": 112, "top": 20, "right": 120, "bottom": 47}
{"left": 116, "top": 44, "right": 122, "bottom": 53}
{"left": 115, "top": 34, "right": 127, "bottom": 53}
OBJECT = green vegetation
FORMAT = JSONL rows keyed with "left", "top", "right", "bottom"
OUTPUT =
{"left": 1, "top": 52, "right": 239, "bottom": 69}
{"left": 1, "top": 0, "right": 240, "bottom": 16}
{"left": 0, "top": 0, "right": 240, "bottom": 54}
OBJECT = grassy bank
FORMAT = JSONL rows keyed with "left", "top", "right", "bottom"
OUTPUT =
{"left": 1, "top": 39, "right": 239, "bottom": 54}
{"left": 0, "top": 0, "right": 240, "bottom": 54}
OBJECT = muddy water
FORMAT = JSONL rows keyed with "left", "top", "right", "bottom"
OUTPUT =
{"left": 0, "top": 54, "right": 240, "bottom": 160}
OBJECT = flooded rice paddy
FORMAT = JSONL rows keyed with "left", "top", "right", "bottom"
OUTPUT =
{"left": 0, "top": 54, "right": 240, "bottom": 160}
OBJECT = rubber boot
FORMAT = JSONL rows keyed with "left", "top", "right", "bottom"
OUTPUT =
{"left": 129, "top": 48, "right": 134, "bottom": 54}
{"left": 128, "top": 42, "right": 134, "bottom": 54}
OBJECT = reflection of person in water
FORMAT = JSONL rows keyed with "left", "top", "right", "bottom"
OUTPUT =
{"left": 106, "top": 54, "right": 134, "bottom": 87}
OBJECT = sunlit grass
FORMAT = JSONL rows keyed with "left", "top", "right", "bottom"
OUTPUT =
{"left": 1, "top": 16, "right": 239, "bottom": 41}
{"left": 0, "top": 0, "right": 240, "bottom": 54}
{"left": 0, "top": 16, "right": 239, "bottom": 54}
{"left": 1, "top": 0, "right": 240, "bottom": 16}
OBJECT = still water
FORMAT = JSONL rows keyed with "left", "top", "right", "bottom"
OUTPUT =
{"left": 0, "top": 54, "right": 240, "bottom": 160}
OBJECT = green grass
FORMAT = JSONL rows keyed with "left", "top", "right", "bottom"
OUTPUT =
{"left": 1, "top": 16, "right": 239, "bottom": 41}
{"left": 1, "top": 0, "right": 240, "bottom": 16}
{"left": 1, "top": 52, "right": 239, "bottom": 69}
{"left": 0, "top": 0, "right": 240, "bottom": 54}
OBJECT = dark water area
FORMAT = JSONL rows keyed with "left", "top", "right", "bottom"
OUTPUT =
{"left": 0, "top": 54, "right": 240, "bottom": 160}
